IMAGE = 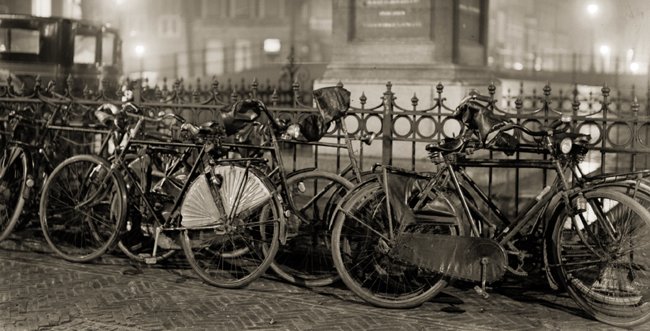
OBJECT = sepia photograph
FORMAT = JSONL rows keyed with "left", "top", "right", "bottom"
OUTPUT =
{"left": 0, "top": 0, "right": 649, "bottom": 330}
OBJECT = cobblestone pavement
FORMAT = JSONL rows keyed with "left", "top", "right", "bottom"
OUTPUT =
{"left": 0, "top": 230, "right": 636, "bottom": 331}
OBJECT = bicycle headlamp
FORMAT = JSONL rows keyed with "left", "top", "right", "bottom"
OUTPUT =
{"left": 560, "top": 137, "right": 573, "bottom": 154}
{"left": 286, "top": 124, "right": 301, "bottom": 139}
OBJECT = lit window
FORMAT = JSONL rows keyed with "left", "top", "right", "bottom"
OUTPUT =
{"left": 205, "top": 40, "right": 224, "bottom": 75}
{"left": 74, "top": 34, "right": 96, "bottom": 64}
{"left": 0, "top": 28, "right": 40, "bottom": 54}
{"left": 234, "top": 39, "right": 252, "bottom": 72}
{"left": 263, "top": 38, "right": 281, "bottom": 54}
{"left": 158, "top": 15, "right": 181, "bottom": 38}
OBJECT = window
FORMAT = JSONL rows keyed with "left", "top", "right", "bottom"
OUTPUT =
{"left": 230, "top": 0, "right": 251, "bottom": 18}
{"left": 458, "top": 0, "right": 482, "bottom": 43}
{"left": 0, "top": 28, "right": 40, "bottom": 54}
{"left": 205, "top": 40, "right": 224, "bottom": 75}
{"left": 74, "top": 34, "right": 96, "bottom": 64}
{"left": 261, "top": 0, "right": 282, "bottom": 18}
{"left": 159, "top": 15, "right": 181, "bottom": 38}
{"left": 102, "top": 33, "right": 115, "bottom": 65}
{"left": 234, "top": 39, "right": 252, "bottom": 72}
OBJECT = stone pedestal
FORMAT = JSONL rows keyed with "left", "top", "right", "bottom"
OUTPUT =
{"left": 316, "top": 0, "right": 495, "bottom": 165}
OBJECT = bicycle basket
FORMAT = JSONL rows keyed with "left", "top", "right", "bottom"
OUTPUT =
{"left": 313, "top": 86, "right": 351, "bottom": 124}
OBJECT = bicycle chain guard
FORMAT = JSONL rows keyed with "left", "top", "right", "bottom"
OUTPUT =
{"left": 391, "top": 233, "right": 508, "bottom": 283}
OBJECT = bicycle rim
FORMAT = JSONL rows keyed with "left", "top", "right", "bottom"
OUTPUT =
{"left": 270, "top": 170, "right": 353, "bottom": 287}
{"left": 40, "top": 155, "right": 125, "bottom": 262}
{"left": 332, "top": 180, "right": 460, "bottom": 308}
{"left": 0, "top": 147, "right": 27, "bottom": 242}
{"left": 551, "top": 189, "right": 650, "bottom": 327}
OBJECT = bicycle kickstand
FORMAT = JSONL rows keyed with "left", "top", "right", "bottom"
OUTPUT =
{"left": 146, "top": 226, "right": 162, "bottom": 265}
{"left": 473, "top": 257, "right": 490, "bottom": 299}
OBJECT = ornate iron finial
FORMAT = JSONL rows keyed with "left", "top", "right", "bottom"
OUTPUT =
{"left": 359, "top": 92, "right": 367, "bottom": 106}
{"left": 211, "top": 76, "right": 219, "bottom": 92}
{"left": 46, "top": 80, "right": 55, "bottom": 93}
{"left": 336, "top": 81, "right": 344, "bottom": 88}
{"left": 488, "top": 81, "right": 496, "bottom": 96}
{"left": 386, "top": 81, "right": 392, "bottom": 92}
{"left": 62, "top": 74, "right": 71, "bottom": 94}
{"left": 162, "top": 77, "right": 169, "bottom": 92}
{"left": 543, "top": 82, "right": 551, "bottom": 98}
{"left": 292, "top": 79, "right": 300, "bottom": 92}
{"left": 601, "top": 83, "right": 610, "bottom": 97}
{"left": 632, "top": 96, "right": 640, "bottom": 113}
{"left": 252, "top": 77, "right": 259, "bottom": 90}
{"left": 34, "top": 75, "right": 42, "bottom": 92}
{"left": 572, "top": 99, "right": 580, "bottom": 112}
{"left": 271, "top": 88, "right": 279, "bottom": 105}
{"left": 515, "top": 98, "right": 523, "bottom": 110}
{"left": 411, "top": 93, "right": 419, "bottom": 107}
{"left": 436, "top": 82, "right": 444, "bottom": 95}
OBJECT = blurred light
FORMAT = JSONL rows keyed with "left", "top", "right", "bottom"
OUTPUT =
{"left": 513, "top": 62, "right": 523, "bottom": 70}
{"left": 135, "top": 44, "right": 145, "bottom": 57}
{"left": 630, "top": 62, "right": 640, "bottom": 73}
{"left": 263, "top": 38, "right": 281, "bottom": 54}
{"left": 587, "top": 3, "right": 599, "bottom": 16}
{"left": 599, "top": 45, "right": 610, "bottom": 56}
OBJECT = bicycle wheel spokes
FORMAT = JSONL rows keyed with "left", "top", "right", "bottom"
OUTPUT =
{"left": 271, "top": 171, "right": 353, "bottom": 287}
{"left": 332, "top": 180, "right": 455, "bottom": 308}
{"left": 554, "top": 190, "right": 650, "bottom": 327}
{"left": 40, "top": 156, "right": 124, "bottom": 262}
{"left": 182, "top": 196, "right": 281, "bottom": 289}
{"left": 0, "top": 147, "right": 27, "bottom": 242}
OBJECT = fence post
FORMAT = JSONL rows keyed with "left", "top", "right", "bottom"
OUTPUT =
{"left": 382, "top": 81, "right": 394, "bottom": 165}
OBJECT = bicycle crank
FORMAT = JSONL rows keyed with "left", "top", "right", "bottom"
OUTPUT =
{"left": 390, "top": 234, "right": 507, "bottom": 283}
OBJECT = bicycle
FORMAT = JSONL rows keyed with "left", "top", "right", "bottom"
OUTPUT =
{"left": 268, "top": 86, "right": 376, "bottom": 287}
{"left": 0, "top": 95, "right": 117, "bottom": 243}
{"left": 330, "top": 97, "right": 650, "bottom": 327}
{"left": 40, "top": 100, "right": 283, "bottom": 287}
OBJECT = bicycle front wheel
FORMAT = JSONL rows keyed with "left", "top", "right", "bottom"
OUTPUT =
{"left": 331, "top": 179, "right": 466, "bottom": 308}
{"left": 40, "top": 155, "right": 126, "bottom": 262}
{"left": 270, "top": 170, "right": 353, "bottom": 287}
{"left": 0, "top": 146, "right": 28, "bottom": 242}
{"left": 549, "top": 189, "right": 650, "bottom": 328}
{"left": 180, "top": 170, "right": 282, "bottom": 289}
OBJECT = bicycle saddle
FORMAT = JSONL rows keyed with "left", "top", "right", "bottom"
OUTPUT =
{"left": 425, "top": 137, "right": 465, "bottom": 153}
{"left": 181, "top": 121, "right": 225, "bottom": 138}
{"left": 221, "top": 99, "right": 264, "bottom": 136}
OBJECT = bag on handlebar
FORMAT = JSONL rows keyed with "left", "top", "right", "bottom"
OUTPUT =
{"left": 301, "top": 86, "right": 350, "bottom": 142}
{"left": 221, "top": 99, "right": 263, "bottom": 136}
{"left": 453, "top": 101, "right": 518, "bottom": 154}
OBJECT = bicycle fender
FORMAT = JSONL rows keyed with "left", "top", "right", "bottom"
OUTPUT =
{"left": 329, "top": 176, "right": 380, "bottom": 231}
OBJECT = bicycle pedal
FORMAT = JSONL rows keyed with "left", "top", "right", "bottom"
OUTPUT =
{"left": 144, "top": 257, "right": 158, "bottom": 265}
{"left": 473, "top": 285, "right": 490, "bottom": 299}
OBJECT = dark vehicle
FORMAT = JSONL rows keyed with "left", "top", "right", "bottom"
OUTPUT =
{"left": 0, "top": 14, "right": 121, "bottom": 93}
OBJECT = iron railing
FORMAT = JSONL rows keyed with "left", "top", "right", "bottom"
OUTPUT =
{"left": 2, "top": 75, "right": 650, "bottom": 216}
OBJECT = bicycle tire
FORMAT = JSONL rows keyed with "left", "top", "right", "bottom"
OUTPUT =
{"left": 270, "top": 170, "right": 354, "bottom": 287}
{"left": 117, "top": 151, "right": 187, "bottom": 263}
{"left": 331, "top": 178, "right": 467, "bottom": 308}
{"left": 0, "top": 146, "right": 28, "bottom": 242}
{"left": 549, "top": 189, "right": 650, "bottom": 328}
{"left": 180, "top": 167, "right": 282, "bottom": 288}
{"left": 39, "top": 154, "right": 127, "bottom": 262}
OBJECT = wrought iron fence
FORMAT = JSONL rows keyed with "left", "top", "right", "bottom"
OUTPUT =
{"left": 2, "top": 74, "right": 650, "bottom": 216}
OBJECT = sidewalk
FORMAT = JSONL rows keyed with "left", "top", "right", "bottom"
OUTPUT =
{"left": 0, "top": 230, "right": 623, "bottom": 331}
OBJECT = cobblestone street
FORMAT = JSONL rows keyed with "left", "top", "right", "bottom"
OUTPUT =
{"left": 0, "top": 230, "right": 631, "bottom": 331}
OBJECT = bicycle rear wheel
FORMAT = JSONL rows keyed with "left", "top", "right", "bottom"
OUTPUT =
{"left": 180, "top": 166, "right": 282, "bottom": 288}
{"left": 331, "top": 179, "right": 466, "bottom": 308}
{"left": 549, "top": 189, "right": 650, "bottom": 328}
{"left": 0, "top": 147, "right": 28, "bottom": 242}
{"left": 270, "top": 170, "right": 353, "bottom": 287}
{"left": 40, "top": 155, "right": 126, "bottom": 262}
